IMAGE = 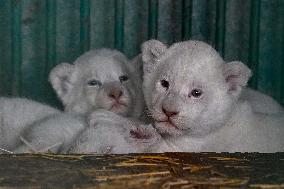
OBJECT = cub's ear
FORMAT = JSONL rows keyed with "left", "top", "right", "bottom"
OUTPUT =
{"left": 49, "top": 63, "right": 76, "bottom": 104}
{"left": 222, "top": 61, "right": 252, "bottom": 97}
{"left": 112, "top": 50, "right": 129, "bottom": 64}
{"left": 128, "top": 54, "right": 143, "bottom": 79}
{"left": 141, "top": 39, "right": 167, "bottom": 74}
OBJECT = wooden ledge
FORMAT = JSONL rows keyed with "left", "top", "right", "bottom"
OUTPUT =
{"left": 0, "top": 153, "right": 283, "bottom": 188}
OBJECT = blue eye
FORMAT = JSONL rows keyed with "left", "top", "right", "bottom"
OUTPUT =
{"left": 87, "top": 80, "right": 102, "bottom": 87}
{"left": 119, "top": 75, "right": 129, "bottom": 83}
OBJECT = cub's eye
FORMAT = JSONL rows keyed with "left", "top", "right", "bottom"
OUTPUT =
{"left": 119, "top": 75, "right": 129, "bottom": 83}
{"left": 189, "top": 89, "right": 203, "bottom": 98}
{"left": 87, "top": 79, "right": 102, "bottom": 87}
{"left": 160, "top": 79, "right": 169, "bottom": 90}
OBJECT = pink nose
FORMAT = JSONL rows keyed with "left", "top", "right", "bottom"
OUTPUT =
{"left": 108, "top": 90, "right": 123, "bottom": 100}
{"left": 162, "top": 107, "right": 179, "bottom": 117}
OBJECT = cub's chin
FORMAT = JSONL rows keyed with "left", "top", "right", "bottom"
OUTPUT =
{"left": 154, "top": 121, "right": 184, "bottom": 137}
{"left": 109, "top": 103, "right": 130, "bottom": 116}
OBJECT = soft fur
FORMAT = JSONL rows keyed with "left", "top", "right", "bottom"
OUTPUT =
{"left": 141, "top": 39, "right": 284, "bottom": 152}
{"left": 14, "top": 110, "right": 162, "bottom": 154}
{"left": 0, "top": 97, "right": 60, "bottom": 151}
{"left": 14, "top": 113, "right": 86, "bottom": 153}
{"left": 240, "top": 88, "right": 283, "bottom": 114}
{"left": 49, "top": 49, "right": 145, "bottom": 118}
{"left": 66, "top": 110, "right": 161, "bottom": 154}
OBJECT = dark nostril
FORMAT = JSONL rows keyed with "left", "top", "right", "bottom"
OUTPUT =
{"left": 162, "top": 107, "right": 179, "bottom": 117}
{"left": 109, "top": 94, "right": 115, "bottom": 98}
{"left": 118, "top": 91, "right": 123, "bottom": 97}
{"left": 109, "top": 90, "right": 123, "bottom": 99}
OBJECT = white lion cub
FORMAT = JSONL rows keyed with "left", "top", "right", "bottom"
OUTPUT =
{"left": 134, "top": 48, "right": 283, "bottom": 115}
{"left": 0, "top": 98, "right": 60, "bottom": 152}
{"left": 12, "top": 49, "right": 146, "bottom": 153}
{"left": 49, "top": 48, "right": 145, "bottom": 118}
{"left": 141, "top": 40, "right": 284, "bottom": 152}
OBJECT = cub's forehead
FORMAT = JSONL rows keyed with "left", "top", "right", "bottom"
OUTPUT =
{"left": 164, "top": 41, "right": 223, "bottom": 68}
{"left": 158, "top": 41, "right": 225, "bottom": 83}
{"left": 159, "top": 61, "right": 221, "bottom": 87}
{"left": 75, "top": 56, "right": 128, "bottom": 81}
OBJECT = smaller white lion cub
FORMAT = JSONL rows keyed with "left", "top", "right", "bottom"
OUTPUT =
{"left": 12, "top": 49, "right": 146, "bottom": 153}
{"left": 2, "top": 49, "right": 145, "bottom": 153}
{"left": 141, "top": 40, "right": 284, "bottom": 152}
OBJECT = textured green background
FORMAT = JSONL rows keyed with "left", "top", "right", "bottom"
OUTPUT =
{"left": 0, "top": 0, "right": 283, "bottom": 108}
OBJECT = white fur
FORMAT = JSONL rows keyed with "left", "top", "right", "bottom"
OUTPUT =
{"left": 14, "top": 113, "right": 86, "bottom": 153}
{"left": 240, "top": 88, "right": 283, "bottom": 114}
{"left": 0, "top": 97, "right": 60, "bottom": 151}
{"left": 49, "top": 49, "right": 145, "bottom": 118}
{"left": 141, "top": 40, "right": 284, "bottom": 152}
{"left": 14, "top": 110, "right": 162, "bottom": 154}
{"left": 66, "top": 110, "right": 162, "bottom": 154}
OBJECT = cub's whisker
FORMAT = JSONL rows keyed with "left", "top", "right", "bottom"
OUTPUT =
{"left": 0, "top": 147, "right": 14, "bottom": 154}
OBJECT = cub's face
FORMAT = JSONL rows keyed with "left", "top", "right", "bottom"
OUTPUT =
{"left": 142, "top": 40, "right": 251, "bottom": 136}
{"left": 72, "top": 60, "right": 135, "bottom": 115}
{"left": 49, "top": 49, "right": 144, "bottom": 117}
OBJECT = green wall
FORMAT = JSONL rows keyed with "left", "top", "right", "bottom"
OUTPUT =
{"left": 0, "top": 0, "right": 283, "bottom": 107}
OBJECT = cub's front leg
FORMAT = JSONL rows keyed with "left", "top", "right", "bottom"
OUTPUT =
{"left": 66, "top": 110, "right": 162, "bottom": 154}
{"left": 13, "top": 113, "right": 86, "bottom": 153}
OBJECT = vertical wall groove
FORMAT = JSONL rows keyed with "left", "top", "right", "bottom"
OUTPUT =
{"left": 281, "top": 17, "right": 284, "bottom": 103}
{"left": 248, "top": 0, "right": 261, "bottom": 89}
{"left": 11, "top": 0, "right": 22, "bottom": 96}
{"left": 46, "top": 0, "right": 56, "bottom": 72}
{"left": 0, "top": 1, "right": 12, "bottom": 95}
{"left": 182, "top": 0, "right": 192, "bottom": 40}
{"left": 44, "top": 0, "right": 57, "bottom": 103}
{"left": 80, "top": 0, "right": 90, "bottom": 53}
{"left": 114, "top": 0, "right": 124, "bottom": 51}
{"left": 148, "top": 0, "right": 158, "bottom": 39}
{"left": 215, "top": 0, "right": 226, "bottom": 57}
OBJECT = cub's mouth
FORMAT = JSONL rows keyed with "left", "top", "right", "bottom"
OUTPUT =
{"left": 109, "top": 101, "right": 128, "bottom": 112}
{"left": 153, "top": 120, "right": 184, "bottom": 136}
{"left": 111, "top": 101, "right": 127, "bottom": 108}
{"left": 156, "top": 119, "right": 179, "bottom": 130}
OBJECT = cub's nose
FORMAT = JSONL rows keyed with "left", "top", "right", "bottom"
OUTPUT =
{"left": 162, "top": 107, "right": 179, "bottom": 117}
{"left": 108, "top": 89, "right": 123, "bottom": 100}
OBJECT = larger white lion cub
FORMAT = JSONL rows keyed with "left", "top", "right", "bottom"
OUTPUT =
{"left": 141, "top": 40, "right": 284, "bottom": 152}
{"left": 50, "top": 48, "right": 144, "bottom": 118}
{"left": 135, "top": 44, "right": 282, "bottom": 114}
